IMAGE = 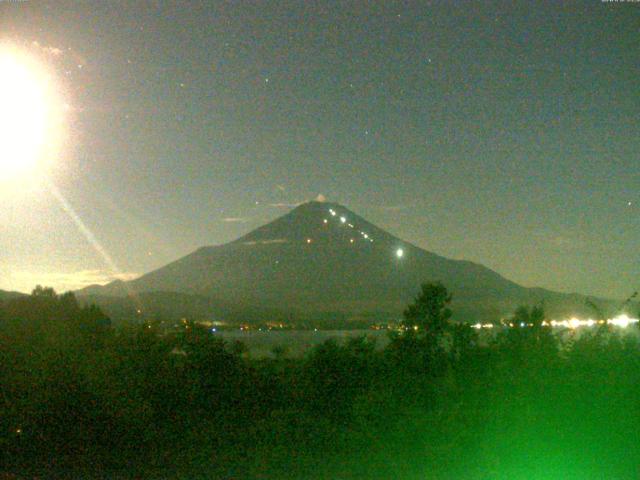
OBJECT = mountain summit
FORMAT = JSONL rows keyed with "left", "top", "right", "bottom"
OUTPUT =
{"left": 78, "top": 201, "right": 609, "bottom": 324}
{"left": 234, "top": 201, "right": 399, "bottom": 246}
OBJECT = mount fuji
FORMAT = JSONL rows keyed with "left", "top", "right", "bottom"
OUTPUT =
{"left": 77, "top": 201, "right": 613, "bottom": 325}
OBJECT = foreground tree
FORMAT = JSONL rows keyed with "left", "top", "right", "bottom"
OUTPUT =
{"left": 389, "top": 282, "right": 453, "bottom": 374}
{"left": 402, "top": 281, "right": 453, "bottom": 340}
{"left": 499, "top": 304, "right": 556, "bottom": 364}
{"left": 511, "top": 304, "right": 544, "bottom": 328}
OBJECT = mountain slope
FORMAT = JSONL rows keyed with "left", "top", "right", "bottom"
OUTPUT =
{"left": 78, "top": 201, "right": 617, "bottom": 323}
{"left": 0, "top": 289, "right": 27, "bottom": 302}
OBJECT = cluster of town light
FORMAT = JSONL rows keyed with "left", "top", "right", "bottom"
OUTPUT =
{"left": 471, "top": 314, "right": 639, "bottom": 330}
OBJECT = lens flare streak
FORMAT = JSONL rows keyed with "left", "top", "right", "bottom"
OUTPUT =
{"left": 46, "top": 180, "right": 141, "bottom": 308}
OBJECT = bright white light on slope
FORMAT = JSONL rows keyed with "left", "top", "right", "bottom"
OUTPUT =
{"left": 340, "top": 216, "right": 346, "bottom": 223}
{"left": 396, "top": 248, "right": 404, "bottom": 258}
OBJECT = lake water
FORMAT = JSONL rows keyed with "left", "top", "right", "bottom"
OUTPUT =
{"left": 213, "top": 329, "right": 391, "bottom": 357}
{"left": 214, "top": 325, "right": 640, "bottom": 358}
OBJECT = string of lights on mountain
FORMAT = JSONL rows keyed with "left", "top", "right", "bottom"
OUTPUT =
{"left": 324, "top": 207, "right": 402, "bottom": 254}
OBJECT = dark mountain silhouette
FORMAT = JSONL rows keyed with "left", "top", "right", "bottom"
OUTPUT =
{"left": 77, "top": 201, "right": 620, "bottom": 324}
{"left": 0, "top": 289, "right": 27, "bottom": 302}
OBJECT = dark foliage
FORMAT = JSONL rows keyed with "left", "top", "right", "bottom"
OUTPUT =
{"left": 1, "top": 286, "right": 640, "bottom": 479}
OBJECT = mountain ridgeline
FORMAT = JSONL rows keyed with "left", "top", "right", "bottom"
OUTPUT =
{"left": 0, "top": 290, "right": 26, "bottom": 302}
{"left": 77, "top": 201, "right": 617, "bottom": 325}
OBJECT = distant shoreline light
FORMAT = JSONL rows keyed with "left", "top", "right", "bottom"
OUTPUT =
{"left": 471, "top": 314, "right": 639, "bottom": 330}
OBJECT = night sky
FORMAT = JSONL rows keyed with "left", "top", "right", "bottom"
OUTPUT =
{"left": 1, "top": 1, "right": 638, "bottom": 298}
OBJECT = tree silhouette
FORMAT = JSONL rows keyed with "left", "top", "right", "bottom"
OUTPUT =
{"left": 500, "top": 304, "right": 556, "bottom": 363}
{"left": 31, "top": 285, "right": 57, "bottom": 298}
{"left": 402, "top": 282, "right": 452, "bottom": 340}
{"left": 390, "top": 282, "right": 453, "bottom": 374}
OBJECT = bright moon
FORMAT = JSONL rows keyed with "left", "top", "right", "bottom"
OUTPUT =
{"left": 0, "top": 45, "right": 65, "bottom": 182}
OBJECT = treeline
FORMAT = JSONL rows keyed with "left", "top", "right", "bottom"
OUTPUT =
{"left": 2, "top": 284, "right": 640, "bottom": 479}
